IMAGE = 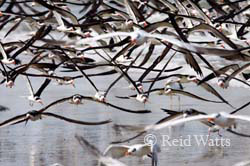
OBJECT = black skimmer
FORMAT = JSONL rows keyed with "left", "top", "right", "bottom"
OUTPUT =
{"left": 0, "top": 42, "right": 16, "bottom": 65}
{"left": 24, "top": 76, "right": 51, "bottom": 105}
{"left": 75, "top": 134, "right": 128, "bottom": 166}
{"left": 42, "top": 94, "right": 151, "bottom": 114}
{"left": 0, "top": 98, "right": 112, "bottom": 128}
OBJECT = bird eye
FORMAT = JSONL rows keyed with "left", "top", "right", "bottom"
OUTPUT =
{"left": 215, "top": 24, "right": 220, "bottom": 28}
{"left": 215, "top": 114, "right": 221, "bottom": 118}
{"left": 132, "top": 148, "right": 136, "bottom": 152}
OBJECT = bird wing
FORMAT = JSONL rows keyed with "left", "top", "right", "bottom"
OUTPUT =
{"left": 198, "top": 81, "right": 232, "bottom": 106}
{"left": 228, "top": 63, "right": 250, "bottom": 81}
{"left": 138, "top": 45, "right": 170, "bottom": 83}
{"left": 189, "top": 23, "right": 237, "bottom": 49}
{"left": 170, "top": 89, "right": 223, "bottom": 103}
{"left": 0, "top": 113, "right": 27, "bottom": 128}
{"left": 42, "top": 112, "right": 112, "bottom": 125}
{"left": 226, "top": 129, "right": 250, "bottom": 138}
{"left": 146, "top": 33, "right": 195, "bottom": 52}
{"left": 78, "top": 32, "right": 132, "bottom": 44}
{"left": 186, "top": 2, "right": 212, "bottom": 25}
{"left": 75, "top": 134, "right": 128, "bottom": 166}
{"left": 103, "top": 145, "right": 130, "bottom": 159}
{"left": 140, "top": 145, "right": 151, "bottom": 155}
{"left": 0, "top": 42, "right": 8, "bottom": 60}
{"left": 226, "top": 114, "right": 250, "bottom": 123}
{"left": 146, "top": 114, "right": 214, "bottom": 131}
{"left": 147, "top": 51, "right": 176, "bottom": 96}
{"left": 53, "top": 11, "right": 65, "bottom": 27}
{"left": 231, "top": 101, "right": 250, "bottom": 114}
{"left": 198, "top": 64, "right": 240, "bottom": 85}
{"left": 56, "top": 7, "right": 79, "bottom": 25}
{"left": 25, "top": 76, "right": 35, "bottom": 96}
{"left": 35, "top": 78, "right": 51, "bottom": 97}
{"left": 111, "top": 131, "right": 147, "bottom": 144}
{"left": 105, "top": 102, "right": 151, "bottom": 114}
{"left": 60, "top": 49, "right": 99, "bottom": 93}
{"left": 75, "top": 134, "right": 102, "bottom": 156}
{"left": 38, "top": 96, "right": 73, "bottom": 112}
{"left": 124, "top": 0, "right": 138, "bottom": 24}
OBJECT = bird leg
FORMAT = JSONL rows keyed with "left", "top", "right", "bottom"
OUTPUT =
{"left": 170, "top": 95, "right": 173, "bottom": 109}
{"left": 25, "top": 119, "right": 29, "bottom": 126}
{"left": 207, "top": 130, "right": 211, "bottom": 144}
{"left": 217, "top": 130, "right": 223, "bottom": 137}
{"left": 178, "top": 96, "right": 180, "bottom": 111}
{"left": 29, "top": 101, "right": 33, "bottom": 106}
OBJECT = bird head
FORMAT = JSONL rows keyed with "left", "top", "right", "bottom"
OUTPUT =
{"left": 217, "top": 75, "right": 226, "bottom": 88}
{"left": 125, "top": 148, "right": 136, "bottom": 156}
{"left": 130, "top": 31, "right": 145, "bottom": 45}
{"left": 136, "top": 94, "right": 148, "bottom": 103}
{"left": 72, "top": 95, "right": 82, "bottom": 104}
{"left": 207, "top": 113, "right": 221, "bottom": 122}
{"left": 8, "top": 58, "right": 16, "bottom": 65}
{"left": 188, "top": 75, "right": 198, "bottom": 82}
{"left": 65, "top": 78, "right": 75, "bottom": 87}
{"left": 136, "top": 82, "right": 143, "bottom": 92}
{"left": 35, "top": 97, "right": 43, "bottom": 105}
{"left": 217, "top": 79, "right": 225, "bottom": 88}
{"left": 5, "top": 80, "right": 14, "bottom": 88}
{"left": 126, "top": 19, "right": 134, "bottom": 27}
{"left": 94, "top": 92, "right": 106, "bottom": 102}
{"left": 76, "top": 51, "right": 85, "bottom": 59}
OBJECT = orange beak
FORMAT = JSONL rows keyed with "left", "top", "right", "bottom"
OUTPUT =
{"left": 125, "top": 151, "right": 131, "bottom": 156}
{"left": 218, "top": 81, "right": 224, "bottom": 88}
{"left": 38, "top": 100, "right": 44, "bottom": 105}
{"left": 138, "top": 86, "right": 143, "bottom": 92}
{"left": 130, "top": 39, "right": 137, "bottom": 45}
{"left": 6, "top": 81, "right": 14, "bottom": 88}
{"left": 72, "top": 82, "right": 75, "bottom": 88}
{"left": 0, "top": 11, "right": 3, "bottom": 17}
{"left": 84, "top": 32, "right": 92, "bottom": 38}
{"left": 144, "top": 98, "right": 150, "bottom": 104}
{"left": 100, "top": 97, "right": 106, "bottom": 103}
{"left": 207, "top": 118, "right": 215, "bottom": 122}
{"left": 245, "top": 40, "right": 250, "bottom": 46}
{"left": 192, "top": 79, "right": 199, "bottom": 84}
{"left": 75, "top": 99, "right": 80, "bottom": 104}
{"left": 219, "top": 26, "right": 223, "bottom": 32}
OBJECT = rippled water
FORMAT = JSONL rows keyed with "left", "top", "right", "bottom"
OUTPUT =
{"left": 1, "top": 70, "right": 250, "bottom": 166}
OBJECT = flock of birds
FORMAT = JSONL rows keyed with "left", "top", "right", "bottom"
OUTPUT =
{"left": 1, "top": 0, "right": 250, "bottom": 165}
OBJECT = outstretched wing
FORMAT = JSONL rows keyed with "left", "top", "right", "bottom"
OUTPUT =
{"left": 42, "top": 112, "right": 112, "bottom": 125}
{"left": 103, "top": 145, "right": 129, "bottom": 159}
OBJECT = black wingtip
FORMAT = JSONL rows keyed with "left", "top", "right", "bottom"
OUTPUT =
{"left": 137, "top": 110, "right": 151, "bottom": 114}
{"left": 242, "top": 72, "right": 250, "bottom": 80}
{"left": 99, "top": 119, "right": 112, "bottom": 124}
{"left": 115, "top": 96, "right": 130, "bottom": 99}
{"left": 161, "top": 108, "right": 178, "bottom": 114}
